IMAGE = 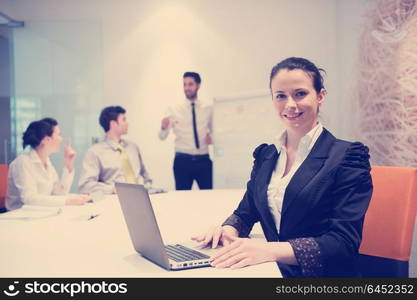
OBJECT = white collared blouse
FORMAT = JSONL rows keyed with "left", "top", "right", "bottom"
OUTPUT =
{"left": 267, "top": 123, "right": 323, "bottom": 232}
{"left": 6, "top": 150, "right": 74, "bottom": 210}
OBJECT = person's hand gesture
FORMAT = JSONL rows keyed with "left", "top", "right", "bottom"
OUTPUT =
{"left": 64, "top": 138, "right": 76, "bottom": 172}
{"left": 205, "top": 133, "right": 213, "bottom": 145}
{"left": 161, "top": 117, "right": 170, "bottom": 130}
{"left": 65, "top": 194, "right": 91, "bottom": 206}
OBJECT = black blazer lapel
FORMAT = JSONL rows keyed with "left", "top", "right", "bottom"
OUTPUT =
{"left": 255, "top": 145, "right": 280, "bottom": 236}
{"left": 280, "top": 129, "right": 336, "bottom": 218}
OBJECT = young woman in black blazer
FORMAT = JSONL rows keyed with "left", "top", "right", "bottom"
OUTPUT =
{"left": 192, "top": 57, "right": 373, "bottom": 277}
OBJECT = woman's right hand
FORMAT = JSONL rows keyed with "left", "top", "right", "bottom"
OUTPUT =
{"left": 65, "top": 194, "right": 90, "bottom": 206}
{"left": 191, "top": 225, "right": 239, "bottom": 249}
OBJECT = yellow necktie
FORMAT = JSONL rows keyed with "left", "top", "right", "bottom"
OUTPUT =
{"left": 116, "top": 144, "right": 138, "bottom": 184}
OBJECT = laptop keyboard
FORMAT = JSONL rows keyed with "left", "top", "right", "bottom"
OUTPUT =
{"left": 165, "top": 244, "right": 210, "bottom": 262}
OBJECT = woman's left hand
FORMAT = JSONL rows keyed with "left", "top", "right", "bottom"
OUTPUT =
{"left": 210, "top": 236, "right": 278, "bottom": 269}
{"left": 64, "top": 138, "right": 76, "bottom": 172}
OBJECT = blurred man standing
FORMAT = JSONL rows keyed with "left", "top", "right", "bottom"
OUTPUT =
{"left": 159, "top": 72, "right": 213, "bottom": 190}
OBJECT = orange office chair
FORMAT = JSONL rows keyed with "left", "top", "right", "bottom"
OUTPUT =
{"left": 0, "top": 164, "right": 8, "bottom": 213}
{"left": 359, "top": 166, "right": 417, "bottom": 277}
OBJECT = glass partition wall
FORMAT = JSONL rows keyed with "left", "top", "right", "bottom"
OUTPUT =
{"left": 6, "top": 21, "right": 103, "bottom": 192}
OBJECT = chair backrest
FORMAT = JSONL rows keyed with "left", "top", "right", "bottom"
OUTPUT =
{"left": 359, "top": 166, "right": 417, "bottom": 261}
{"left": 0, "top": 164, "right": 8, "bottom": 210}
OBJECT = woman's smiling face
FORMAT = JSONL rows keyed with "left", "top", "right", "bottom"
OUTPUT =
{"left": 270, "top": 68, "right": 325, "bottom": 132}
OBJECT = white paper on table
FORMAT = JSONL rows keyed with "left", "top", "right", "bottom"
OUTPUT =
{"left": 0, "top": 205, "right": 62, "bottom": 220}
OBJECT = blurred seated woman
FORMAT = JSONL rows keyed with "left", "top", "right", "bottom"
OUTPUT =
{"left": 6, "top": 118, "right": 90, "bottom": 211}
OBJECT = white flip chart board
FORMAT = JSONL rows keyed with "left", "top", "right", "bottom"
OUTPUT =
{"left": 213, "top": 90, "right": 283, "bottom": 189}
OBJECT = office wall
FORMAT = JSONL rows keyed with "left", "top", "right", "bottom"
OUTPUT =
{"left": 0, "top": 27, "right": 13, "bottom": 164}
{"left": 0, "top": 0, "right": 375, "bottom": 190}
{"left": 336, "top": 0, "right": 375, "bottom": 141}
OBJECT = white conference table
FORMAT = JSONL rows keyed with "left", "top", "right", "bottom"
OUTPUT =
{"left": 0, "top": 189, "right": 281, "bottom": 278}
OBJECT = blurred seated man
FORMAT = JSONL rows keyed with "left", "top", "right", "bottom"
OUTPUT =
{"left": 78, "top": 106, "right": 152, "bottom": 196}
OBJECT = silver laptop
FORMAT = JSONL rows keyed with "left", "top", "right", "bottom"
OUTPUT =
{"left": 115, "top": 182, "right": 212, "bottom": 270}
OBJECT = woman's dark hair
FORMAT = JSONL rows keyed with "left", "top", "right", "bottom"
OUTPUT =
{"left": 269, "top": 57, "right": 326, "bottom": 93}
{"left": 183, "top": 72, "right": 201, "bottom": 84}
{"left": 22, "top": 118, "right": 58, "bottom": 149}
{"left": 99, "top": 106, "right": 126, "bottom": 132}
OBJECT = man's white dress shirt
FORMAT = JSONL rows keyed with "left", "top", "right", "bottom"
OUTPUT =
{"left": 159, "top": 99, "right": 213, "bottom": 155}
